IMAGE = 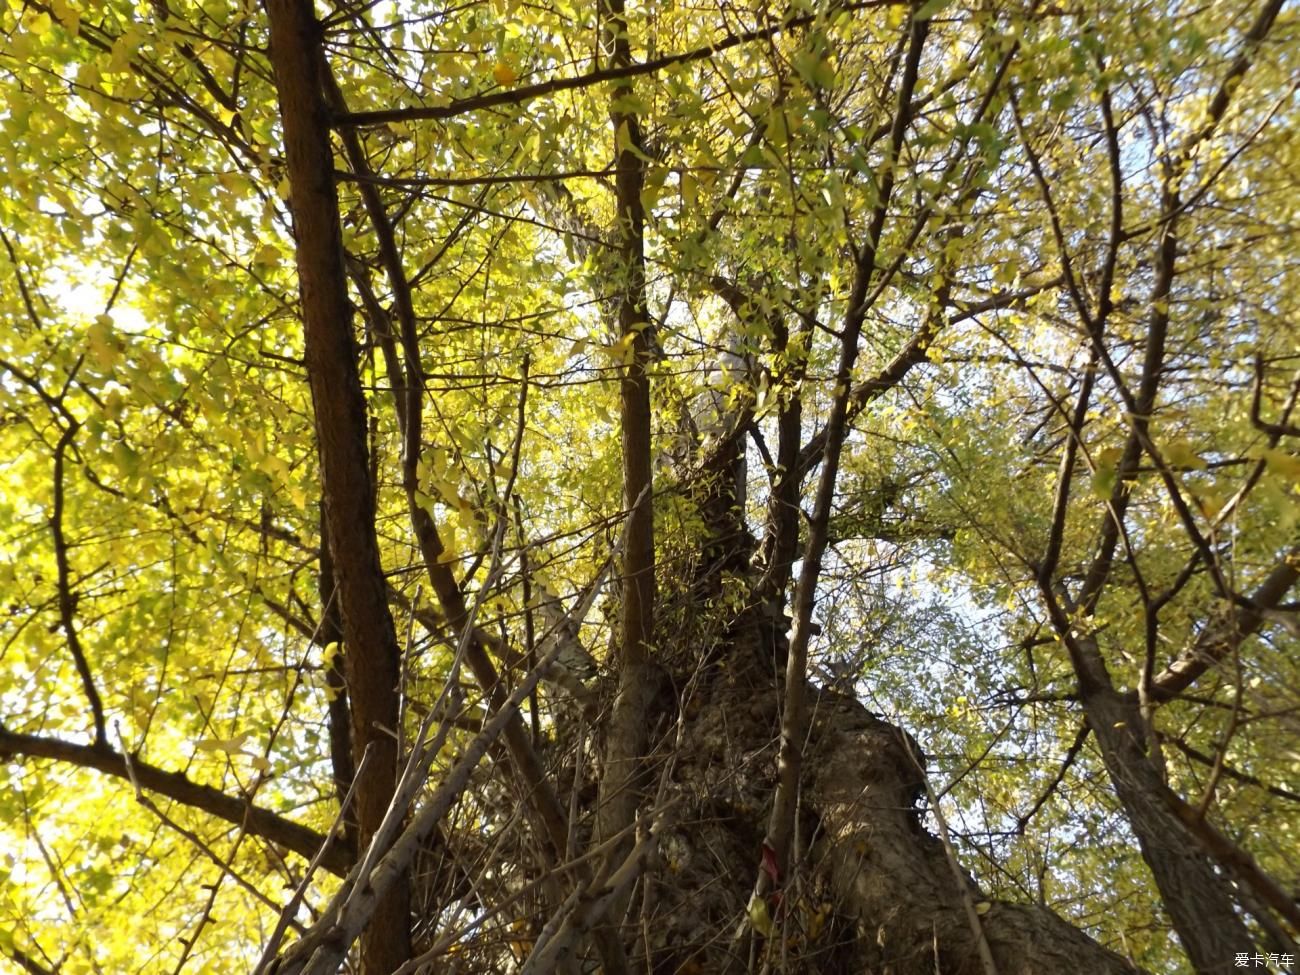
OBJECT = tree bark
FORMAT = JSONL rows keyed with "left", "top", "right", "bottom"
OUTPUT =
{"left": 318, "top": 503, "right": 357, "bottom": 855}
{"left": 264, "top": 1, "right": 411, "bottom": 970}
{"left": 809, "top": 697, "right": 1142, "bottom": 975}
{"left": 1084, "top": 687, "right": 1255, "bottom": 974}
{"left": 596, "top": 0, "right": 662, "bottom": 880}
{"left": 629, "top": 644, "right": 1145, "bottom": 975}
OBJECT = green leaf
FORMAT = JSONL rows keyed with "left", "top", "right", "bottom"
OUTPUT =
{"left": 914, "top": 0, "right": 956, "bottom": 20}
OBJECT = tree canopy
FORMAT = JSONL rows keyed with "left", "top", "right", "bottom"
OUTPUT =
{"left": 0, "top": 0, "right": 1297, "bottom": 972}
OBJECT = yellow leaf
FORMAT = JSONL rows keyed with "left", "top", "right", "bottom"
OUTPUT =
{"left": 1163, "top": 439, "right": 1204, "bottom": 470}
{"left": 1096, "top": 446, "right": 1123, "bottom": 467}
{"left": 615, "top": 119, "right": 633, "bottom": 154}
{"left": 28, "top": 10, "right": 52, "bottom": 37}
{"left": 77, "top": 60, "right": 101, "bottom": 89}
{"left": 1091, "top": 445, "right": 1123, "bottom": 499}
{"left": 413, "top": 490, "right": 438, "bottom": 518}
{"left": 765, "top": 108, "right": 790, "bottom": 148}
{"left": 492, "top": 62, "right": 517, "bottom": 86}
{"left": 748, "top": 895, "right": 774, "bottom": 937}
{"left": 680, "top": 171, "right": 698, "bottom": 208}
{"left": 693, "top": 151, "right": 719, "bottom": 186}
{"left": 88, "top": 314, "right": 119, "bottom": 369}
{"left": 607, "top": 332, "right": 637, "bottom": 366}
{"left": 51, "top": 0, "right": 80, "bottom": 35}
{"left": 1091, "top": 467, "right": 1117, "bottom": 500}
{"left": 806, "top": 901, "right": 831, "bottom": 940}
{"left": 1263, "top": 448, "right": 1300, "bottom": 482}
{"left": 108, "top": 28, "right": 143, "bottom": 73}
{"left": 1195, "top": 490, "right": 1225, "bottom": 520}
{"left": 194, "top": 733, "right": 250, "bottom": 755}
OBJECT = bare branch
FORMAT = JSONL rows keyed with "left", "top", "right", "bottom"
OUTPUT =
{"left": 0, "top": 726, "right": 352, "bottom": 876}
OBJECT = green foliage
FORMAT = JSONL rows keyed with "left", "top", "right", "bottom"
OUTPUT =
{"left": 1, "top": 0, "right": 1297, "bottom": 970}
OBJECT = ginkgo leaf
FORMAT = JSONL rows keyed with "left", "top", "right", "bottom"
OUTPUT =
{"left": 748, "top": 894, "right": 774, "bottom": 937}
{"left": 1091, "top": 467, "right": 1118, "bottom": 499}
{"left": 1162, "top": 439, "right": 1205, "bottom": 470}
{"left": 1091, "top": 445, "right": 1123, "bottom": 498}
{"left": 792, "top": 50, "right": 836, "bottom": 89}
{"left": 194, "top": 733, "right": 250, "bottom": 755}
{"left": 1262, "top": 448, "right": 1300, "bottom": 481}
{"left": 28, "top": 10, "right": 52, "bottom": 37}
{"left": 88, "top": 314, "right": 120, "bottom": 369}
{"left": 51, "top": 0, "right": 79, "bottom": 34}
{"left": 680, "top": 171, "right": 698, "bottom": 208}
{"left": 413, "top": 490, "right": 438, "bottom": 517}
{"left": 606, "top": 332, "right": 637, "bottom": 365}
{"left": 765, "top": 108, "right": 790, "bottom": 147}
{"left": 111, "top": 441, "right": 141, "bottom": 477}
{"left": 915, "top": 0, "right": 956, "bottom": 19}
{"left": 1, "top": 0, "right": 1295, "bottom": 969}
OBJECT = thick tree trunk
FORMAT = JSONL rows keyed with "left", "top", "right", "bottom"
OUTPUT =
{"left": 810, "top": 698, "right": 1140, "bottom": 975}
{"left": 1044, "top": 606, "right": 1258, "bottom": 971}
{"left": 264, "top": 2, "right": 411, "bottom": 970}
{"left": 597, "top": 0, "right": 661, "bottom": 895}
{"left": 624, "top": 620, "right": 1145, "bottom": 975}
{"left": 1083, "top": 688, "right": 1254, "bottom": 974}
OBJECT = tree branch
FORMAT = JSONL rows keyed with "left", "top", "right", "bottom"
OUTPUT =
{"left": 333, "top": 2, "right": 895, "bottom": 129}
{"left": 0, "top": 726, "right": 351, "bottom": 876}
{"left": 1145, "top": 546, "right": 1300, "bottom": 703}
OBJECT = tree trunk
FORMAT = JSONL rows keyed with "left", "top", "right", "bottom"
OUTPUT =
{"left": 319, "top": 503, "right": 358, "bottom": 854}
{"left": 596, "top": 0, "right": 661, "bottom": 905}
{"left": 618, "top": 604, "right": 1145, "bottom": 975}
{"left": 1083, "top": 688, "right": 1254, "bottom": 974}
{"left": 264, "top": 2, "right": 411, "bottom": 970}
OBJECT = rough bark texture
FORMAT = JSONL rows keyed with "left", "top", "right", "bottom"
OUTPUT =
{"left": 1084, "top": 688, "right": 1254, "bottom": 974}
{"left": 1052, "top": 616, "right": 1262, "bottom": 974}
{"left": 597, "top": 0, "right": 662, "bottom": 886}
{"left": 616, "top": 618, "right": 1145, "bottom": 975}
{"left": 318, "top": 503, "right": 357, "bottom": 854}
{"left": 808, "top": 698, "right": 1139, "bottom": 975}
{"left": 264, "top": 1, "right": 411, "bottom": 969}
